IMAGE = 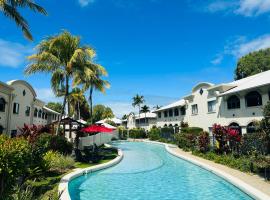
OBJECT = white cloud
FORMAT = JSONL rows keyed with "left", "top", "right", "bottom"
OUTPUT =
{"left": 35, "top": 88, "right": 62, "bottom": 103}
{"left": 205, "top": 0, "right": 270, "bottom": 17}
{"left": 0, "top": 39, "right": 33, "bottom": 68}
{"left": 78, "top": 0, "right": 95, "bottom": 7}
{"left": 212, "top": 34, "right": 270, "bottom": 64}
{"left": 228, "top": 34, "right": 270, "bottom": 57}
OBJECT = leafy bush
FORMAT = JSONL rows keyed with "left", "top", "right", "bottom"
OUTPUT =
{"left": 180, "top": 121, "right": 189, "bottom": 128}
{"left": 12, "top": 183, "right": 35, "bottom": 200}
{"left": 35, "top": 134, "right": 73, "bottom": 155}
{"left": 17, "top": 124, "right": 51, "bottom": 143}
{"left": 193, "top": 151, "right": 252, "bottom": 172}
{"left": 129, "top": 128, "right": 146, "bottom": 139}
{"left": 175, "top": 133, "right": 197, "bottom": 151}
{"left": 148, "top": 127, "right": 161, "bottom": 140}
{"left": 198, "top": 131, "right": 210, "bottom": 153}
{"left": 0, "top": 135, "right": 32, "bottom": 198}
{"left": 118, "top": 126, "right": 128, "bottom": 140}
{"left": 43, "top": 151, "right": 74, "bottom": 173}
{"left": 241, "top": 132, "right": 269, "bottom": 155}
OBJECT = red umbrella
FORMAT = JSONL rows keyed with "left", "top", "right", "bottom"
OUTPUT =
{"left": 81, "top": 124, "right": 114, "bottom": 133}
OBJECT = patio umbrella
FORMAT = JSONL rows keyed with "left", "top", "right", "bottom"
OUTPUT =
{"left": 81, "top": 125, "right": 114, "bottom": 146}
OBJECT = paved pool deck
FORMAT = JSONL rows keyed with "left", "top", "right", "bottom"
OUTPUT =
{"left": 167, "top": 145, "right": 270, "bottom": 197}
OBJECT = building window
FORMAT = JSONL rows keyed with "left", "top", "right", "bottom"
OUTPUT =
{"left": 0, "top": 98, "right": 6, "bottom": 112}
{"left": 245, "top": 91, "right": 262, "bottom": 107}
{"left": 13, "top": 103, "right": 19, "bottom": 114}
{"left": 180, "top": 107, "right": 186, "bottom": 115}
{"left": 208, "top": 100, "right": 216, "bottom": 112}
{"left": 174, "top": 108, "right": 179, "bottom": 116}
{"left": 247, "top": 122, "right": 256, "bottom": 134}
{"left": 42, "top": 112, "right": 45, "bottom": 119}
{"left": 0, "top": 125, "right": 3, "bottom": 135}
{"left": 23, "top": 90, "right": 26, "bottom": 96}
{"left": 169, "top": 109, "right": 173, "bottom": 117}
{"left": 34, "top": 108, "right": 38, "bottom": 117}
{"left": 45, "top": 113, "right": 48, "bottom": 120}
{"left": 38, "top": 109, "right": 42, "bottom": 118}
{"left": 158, "top": 112, "right": 161, "bottom": 118}
{"left": 191, "top": 104, "right": 198, "bottom": 115}
{"left": 227, "top": 95, "right": 240, "bottom": 109}
{"left": 164, "top": 111, "right": 168, "bottom": 118}
{"left": 25, "top": 106, "right": 31, "bottom": 116}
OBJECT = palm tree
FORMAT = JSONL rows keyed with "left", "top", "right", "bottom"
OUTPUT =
{"left": 25, "top": 31, "right": 96, "bottom": 135}
{"left": 132, "top": 94, "right": 144, "bottom": 128}
{"left": 73, "top": 63, "right": 110, "bottom": 124}
{"left": 140, "top": 105, "right": 150, "bottom": 125}
{"left": 69, "top": 88, "right": 85, "bottom": 120}
{"left": 1, "top": 0, "right": 47, "bottom": 40}
{"left": 153, "top": 105, "right": 161, "bottom": 110}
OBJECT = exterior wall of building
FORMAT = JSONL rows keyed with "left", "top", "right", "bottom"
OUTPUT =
{"left": 9, "top": 82, "right": 35, "bottom": 133}
{"left": 0, "top": 84, "right": 13, "bottom": 134}
{"left": 0, "top": 80, "right": 61, "bottom": 136}
{"left": 156, "top": 108, "right": 185, "bottom": 128}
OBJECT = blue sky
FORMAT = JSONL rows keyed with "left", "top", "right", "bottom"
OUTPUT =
{"left": 1, "top": 0, "right": 270, "bottom": 117}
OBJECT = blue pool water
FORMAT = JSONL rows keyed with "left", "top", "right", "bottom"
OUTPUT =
{"left": 69, "top": 142, "right": 253, "bottom": 200}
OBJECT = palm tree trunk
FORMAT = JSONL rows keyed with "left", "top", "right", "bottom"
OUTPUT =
{"left": 56, "top": 93, "right": 67, "bottom": 136}
{"left": 77, "top": 101, "right": 80, "bottom": 120}
{"left": 138, "top": 105, "right": 140, "bottom": 128}
{"left": 89, "top": 86, "right": 93, "bottom": 124}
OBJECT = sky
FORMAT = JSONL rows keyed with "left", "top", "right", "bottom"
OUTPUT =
{"left": 1, "top": 0, "right": 270, "bottom": 117}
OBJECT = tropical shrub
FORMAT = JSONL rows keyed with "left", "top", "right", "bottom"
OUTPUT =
{"left": 43, "top": 151, "right": 75, "bottom": 173}
{"left": 198, "top": 131, "right": 210, "bottom": 153}
{"left": 175, "top": 133, "right": 197, "bottom": 151}
{"left": 35, "top": 134, "right": 73, "bottom": 155}
{"left": 129, "top": 128, "right": 146, "bottom": 139}
{"left": 241, "top": 132, "right": 268, "bottom": 155}
{"left": 0, "top": 135, "right": 32, "bottom": 198}
{"left": 148, "top": 127, "right": 161, "bottom": 140}
{"left": 180, "top": 121, "right": 189, "bottom": 128}
{"left": 17, "top": 124, "right": 51, "bottom": 143}
{"left": 118, "top": 126, "right": 128, "bottom": 140}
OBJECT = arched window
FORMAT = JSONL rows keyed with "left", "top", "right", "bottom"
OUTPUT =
{"left": 169, "top": 124, "right": 173, "bottom": 127}
{"left": 0, "top": 98, "right": 6, "bottom": 112}
{"left": 42, "top": 112, "right": 45, "bottom": 119}
{"left": 38, "top": 109, "right": 42, "bottom": 118}
{"left": 245, "top": 91, "right": 262, "bottom": 107}
{"left": 164, "top": 124, "right": 167, "bottom": 127}
{"left": 227, "top": 95, "right": 240, "bottom": 109}
{"left": 229, "top": 122, "right": 242, "bottom": 135}
{"left": 247, "top": 122, "right": 256, "bottom": 134}
{"left": 34, "top": 108, "right": 38, "bottom": 117}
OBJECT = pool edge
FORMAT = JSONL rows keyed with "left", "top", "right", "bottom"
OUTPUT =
{"left": 58, "top": 146, "right": 124, "bottom": 200}
{"left": 144, "top": 140, "right": 270, "bottom": 200}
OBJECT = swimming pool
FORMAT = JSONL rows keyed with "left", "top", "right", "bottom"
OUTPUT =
{"left": 69, "top": 142, "right": 253, "bottom": 200}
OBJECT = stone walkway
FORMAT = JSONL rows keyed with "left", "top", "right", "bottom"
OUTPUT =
{"left": 168, "top": 145, "right": 270, "bottom": 197}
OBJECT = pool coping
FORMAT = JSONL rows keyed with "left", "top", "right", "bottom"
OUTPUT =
{"left": 58, "top": 146, "right": 124, "bottom": 200}
{"left": 143, "top": 140, "right": 270, "bottom": 200}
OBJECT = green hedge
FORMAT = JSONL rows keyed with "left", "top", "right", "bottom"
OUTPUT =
{"left": 129, "top": 128, "right": 147, "bottom": 139}
{"left": 148, "top": 128, "right": 161, "bottom": 140}
{"left": 118, "top": 127, "right": 128, "bottom": 140}
{"left": 181, "top": 127, "right": 203, "bottom": 134}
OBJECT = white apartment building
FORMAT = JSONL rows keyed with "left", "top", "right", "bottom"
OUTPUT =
{"left": 123, "top": 112, "right": 157, "bottom": 131}
{"left": 153, "top": 70, "right": 270, "bottom": 135}
{"left": 0, "top": 80, "right": 61, "bottom": 136}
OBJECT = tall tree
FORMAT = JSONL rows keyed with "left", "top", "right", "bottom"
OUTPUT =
{"left": 92, "top": 104, "right": 114, "bottom": 123}
{"left": 132, "top": 94, "right": 144, "bottom": 128}
{"left": 69, "top": 88, "right": 86, "bottom": 120}
{"left": 46, "top": 102, "right": 63, "bottom": 113}
{"left": 140, "top": 105, "right": 150, "bottom": 124}
{"left": 0, "top": 0, "right": 47, "bottom": 40}
{"left": 73, "top": 62, "right": 110, "bottom": 124}
{"left": 25, "top": 31, "right": 95, "bottom": 134}
{"left": 235, "top": 48, "right": 270, "bottom": 80}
